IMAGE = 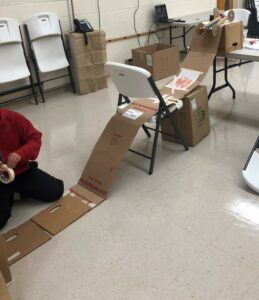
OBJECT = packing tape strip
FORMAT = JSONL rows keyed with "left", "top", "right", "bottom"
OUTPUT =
{"left": 0, "top": 165, "right": 15, "bottom": 184}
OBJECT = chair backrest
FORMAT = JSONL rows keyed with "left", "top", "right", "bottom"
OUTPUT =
{"left": 24, "top": 13, "right": 68, "bottom": 73}
{"left": 106, "top": 62, "right": 157, "bottom": 99}
{"left": 225, "top": 9, "right": 251, "bottom": 27}
{"left": 0, "top": 18, "right": 30, "bottom": 84}
{"left": 0, "top": 18, "right": 21, "bottom": 44}
{"left": 32, "top": 36, "right": 69, "bottom": 73}
{"left": 24, "top": 12, "right": 61, "bottom": 41}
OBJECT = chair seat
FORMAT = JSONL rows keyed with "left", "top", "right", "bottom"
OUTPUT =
{"left": 32, "top": 36, "right": 69, "bottom": 73}
{"left": 0, "top": 43, "right": 30, "bottom": 84}
{"left": 243, "top": 150, "right": 259, "bottom": 193}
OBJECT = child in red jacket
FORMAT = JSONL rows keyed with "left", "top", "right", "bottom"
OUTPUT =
{"left": 0, "top": 108, "right": 64, "bottom": 229}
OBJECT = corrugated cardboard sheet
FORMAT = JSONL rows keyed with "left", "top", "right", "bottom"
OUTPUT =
{"left": 0, "top": 272, "right": 11, "bottom": 300}
{"left": 4, "top": 221, "right": 51, "bottom": 265}
{"left": 31, "top": 194, "right": 92, "bottom": 235}
{"left": 0, "top": 237, "right": 11, "bottom": 284}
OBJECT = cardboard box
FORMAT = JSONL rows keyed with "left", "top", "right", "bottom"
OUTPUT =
{"left": 161, "top": 86, "right": 210, "bottom": 146}
{"left": 218, "top": 21, "right": 243, "bottom": 53}
{"left": 66, "top": 31, "right": 108, "bottom": 95}
{"left": 132, "top": 44, "right": 180, "bottom": 80}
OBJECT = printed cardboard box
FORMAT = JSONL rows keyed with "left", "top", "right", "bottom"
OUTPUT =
{"left": 161, "top": 86, "right": 210, "bottom": 146}
{"left": 132, "top": 44, "right": 180, "bottom": 80}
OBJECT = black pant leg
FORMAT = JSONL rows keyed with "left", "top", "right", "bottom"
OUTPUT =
{"left": 0, "top": 182, "right": 15, "bottom": 229}
{"left": 14, "top": 167, "right": 64, "bottom": 203}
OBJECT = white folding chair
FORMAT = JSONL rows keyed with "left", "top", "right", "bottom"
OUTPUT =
{"left": 24, "top": 12, "right": 75, "bottom": 102}
{"left": 0, "top": 18, "right": 38, "bottom": 104}
{"left": 243, "top": 136, "right": 259, "bottom": 194}
{"left": 106, "top": 61, "right": 188, "bottom": 175}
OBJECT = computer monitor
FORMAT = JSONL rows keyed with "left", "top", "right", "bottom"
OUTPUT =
{"left": 155, "top": 4, "right": 174, "bottom": 23}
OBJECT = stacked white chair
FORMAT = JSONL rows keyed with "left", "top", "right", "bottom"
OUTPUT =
{"left": 106, "top": 62, "right": 188, "bottom": 175}
{"left": 0, "top": 18, "right": 38, "bottom": 104}
{"left": 24, "top": 13, "right": 74, "bottom": 102}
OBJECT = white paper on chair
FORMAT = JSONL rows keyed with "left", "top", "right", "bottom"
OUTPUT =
{"left": 166, "top": 68, "right": 203, "bottom": 91}
{"left": 122, "top": 109, "right": 143, "bottom": 120}
{"left": 244, "top": 39, "right": 259, "bottom": 50}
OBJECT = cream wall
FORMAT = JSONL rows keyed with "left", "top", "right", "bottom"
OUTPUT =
{"left": 0, "top": 0, "right": 217, "bottom": 97}
{"left": 0, "top": 0, "right": 71, "bottom": 31}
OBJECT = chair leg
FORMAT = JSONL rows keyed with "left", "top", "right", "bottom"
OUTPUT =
{"left": 34, "top": 67, "right": 45, "bottom": 103}
{"left": 29, "top": 75, "right": 38, "bottom": 105}
{"left": 68, "top": 66, "right": 76, "bottom": 93}
{"left": 168, "top": 113, "right": 189, "bottom": 151}
{"left": 149, "top": 112, "right": 161, "bottom": 175}
{"left": 142, "top": 124, "right": 151, "bottom": 138}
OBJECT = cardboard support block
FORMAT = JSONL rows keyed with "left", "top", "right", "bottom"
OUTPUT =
{"left": 0, "top": 272, "right": 11, "bottom": 300}
{"left": 4, "top": 221, "right": 51, "bottom": 265}
{"left": 0, "top": 236, "right": 12, "bottom": 284}
{"left": 31, "top": 194, "right": 91, "bottom": 235}
{"left": 161, "top": 85, "right": 210, "bottom": 146}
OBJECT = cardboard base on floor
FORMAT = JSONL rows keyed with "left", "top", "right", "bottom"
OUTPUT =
{"left": 0, "top": 272, "right": 12, "bottom": 300}
{"left": 0, "top": 237, "right": 12, "bottom": 284}
{"left": 4, "top": 221, "right": 51, "bottom": 266}
{"left": 31, "top": 194, "right": 92, "bottom": 235}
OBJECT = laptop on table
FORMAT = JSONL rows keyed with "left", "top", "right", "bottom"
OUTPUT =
{"left": 155, "top": 4, "right": 175, "bottom": 23}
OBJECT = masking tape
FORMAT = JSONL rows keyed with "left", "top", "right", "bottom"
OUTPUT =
{"left": 0, "top": 164, "right": 15, "bottom": 184}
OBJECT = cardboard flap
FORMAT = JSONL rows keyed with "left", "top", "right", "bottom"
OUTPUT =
{"left": 0, "top": 236, "right": 12, "bottom": 284}
{"left": 4, "top": 221, "right": 51, "bottom": 265}
{"left": 119, "top": 99, "right": 158, "bottom": 123}
{"left": 80, "top": 153, "right": 120, "bottom": 199}
{"left": 0, "top": 272, "right": 11, "bottom": 300}
{"left": 70, "top": 184, "right": 105, "bottom": 204}
{"left": 31, "top": 194, "right": 91, "bottom": 236}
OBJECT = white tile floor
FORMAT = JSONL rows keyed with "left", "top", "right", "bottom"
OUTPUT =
{"left": 1, "top": 60, "right": 259, "bottom": 300}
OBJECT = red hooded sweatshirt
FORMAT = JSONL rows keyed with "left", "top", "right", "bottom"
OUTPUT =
{"left": 0, "top": 109, "right": 42, "bottom": 176}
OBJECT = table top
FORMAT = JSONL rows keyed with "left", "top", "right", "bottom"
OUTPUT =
{"left": 171, "top": 11, "right": 211, "bottom": 27}
{"left": 226, "top": 39, "right": 259, "bottom": 62}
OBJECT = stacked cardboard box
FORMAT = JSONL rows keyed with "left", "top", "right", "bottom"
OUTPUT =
{"left": 66, "top": 31, "right": 107, "bottom": 95}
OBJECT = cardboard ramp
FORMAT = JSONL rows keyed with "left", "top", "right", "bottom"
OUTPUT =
{"left": 4, "top": 221, "right": 51, "bottom": 265}
{"left": 0, "top": 236, "right": 12, "bottom": 284}
{"left": 0, "top": 272, "right": 12, "bottom": 300}
{"left": 32, "top": 194, "right": 92, "bottom": 235}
